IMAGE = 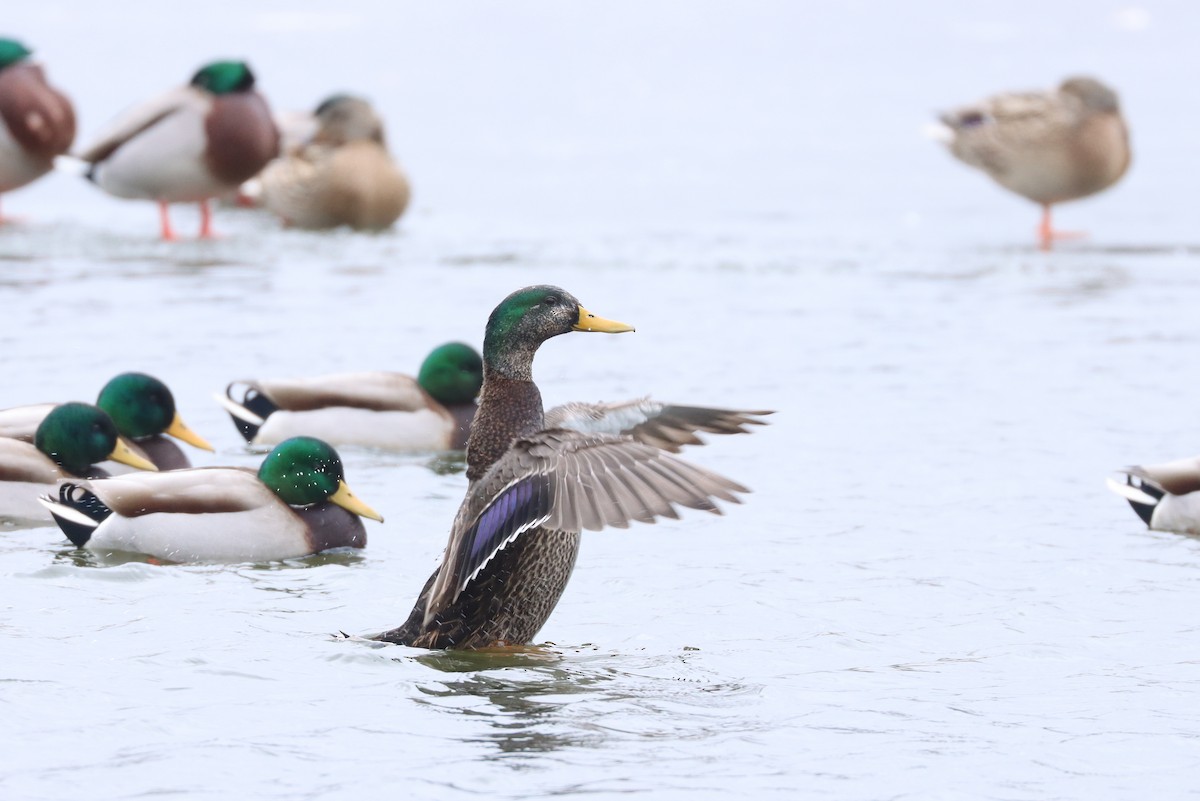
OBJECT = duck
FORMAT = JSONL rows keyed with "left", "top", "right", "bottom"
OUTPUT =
{"left": 39, "top": 436, "right": 383, "bottom": 563}
{"left": 0, "top": 37, "right": 75, "bottom": 220}
{"left": 257, "top": 94, "right": 411, "bottom": 230}
{"left": 369, "top": 285, "right": 759, "bottom": 650}
{"left": 0, "top": 402, "right": 156, "bottom": 523}
{"left": 0, "top": 372, "right": 214, "bottom": 470}
{"left": 76, "top": 59, "right": 279, "bottom": 240}
{"left": 933, "top": 76, "right": 1130, "bottom": 250}
{"left": 215, "top": 342, "right": 485, "bottom": 451}
{"left": 1107, "top": 457, "right": 1200, "bottom": 535}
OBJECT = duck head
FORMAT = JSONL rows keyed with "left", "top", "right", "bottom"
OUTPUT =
{"left": 35, "top": 402, "right": 158, "bottom": 475}
{"left": 0, "top": 39, "right": 32, "bottom": 71}
{"left": 191, "top": 60, "right": 256, "bottom": 94}
{"left": 257, "top": 436, "right": 383, "bottom": 522}
{"left": 312, "top": 94, "right": 385, "bottom": 146}
{"left": 418, "top": 342, "right": 484, "bottom": 406}
{"left": 483, "top": 285, "right": 634, "bottom": 379}
{"left": 97, "top": 372, "right": 214, "bottom": 450}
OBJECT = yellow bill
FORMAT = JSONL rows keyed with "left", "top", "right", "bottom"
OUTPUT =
{"left": 165, "top": 412, "right": 215, "bottom": 451}
{"left": 330, "top": 480, "right": 384, "bottom": 523}
{"left": 573, "top": 305, "right": 636, "bottom": 333}
{"left": 109, "top": 438, "right": 159, "bottom": 471}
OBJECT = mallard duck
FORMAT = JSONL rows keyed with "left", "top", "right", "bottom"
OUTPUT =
{"left": 1107, "top": 457, "right": 1200, "bottom": 534}
{"left": 0, "top": 38, "right": 75, "bottom": 219}
{"left": 77, "top": 60, "right": 279, "bottom": 240}
{"left": 934, "top": 76, "right": 1131, "bottom": 250}
{"left": 39, "top": 436, "right": 382, "bottom": 563}
{"left": 0, "top": 372, "right": 213, "bottom": 470}
{"left": 215, "top": 342, "right": 484, "bottom": 451}
{"left": 370, "top": 285, "right": 756, "bottom": 650}
{"left": 257, "top": 94, "right": 410, "bottom": 230}
{"left": 0, "top": 402, "right": 156, "bottom": 523}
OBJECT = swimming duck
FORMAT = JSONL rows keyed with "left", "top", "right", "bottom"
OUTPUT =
{"left": 371, "top": 286, "right": 755, "bottom": 650}
{"left": 0, "top": 372, "right": 213, "bottom": 470}
{"left": 0, "top": 38, "right": 75, "bottom": 220}
{"left": 257, "top": 94, "right": 411, "bottom": 230}
{"left": 1107, "top": 457, "right": 1200, "bottom": 535}
{"left": 39, "top": 436, "right": 382, "bottom": 563}
{"left": 934, "top": 76, "right": 1130, "bottom": 250}
{"left": 215, "top": 342, "right": 484, "bottom": 451}
{"left": 77, "top": 60, "right": 279, "bottom": 240}
{"left": 0, "top": 402, "right": 156, "bottom": 523}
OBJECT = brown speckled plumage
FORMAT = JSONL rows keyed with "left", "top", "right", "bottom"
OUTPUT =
{"left": 374, "top": 285, "right": 753, "bottom": 650}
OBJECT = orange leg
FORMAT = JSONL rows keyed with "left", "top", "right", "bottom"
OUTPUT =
{"left": 158, "top": 202, "right": 179, "bottom": 241}
{"left": 1037, "top": 204, "right": 1086, "bottom": 251}
{"left": 198, "top": 199, "right": 217, "bottom": 239}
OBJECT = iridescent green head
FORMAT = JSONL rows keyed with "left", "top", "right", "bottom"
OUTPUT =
{"left": 483, "top": 285, "right": 634, "bottom": 377}
{"left": 190, "top": 60, "right": 255, "bottom": 94}
{"left": 34, "top": 403, "right": 124, "bottom": 475}
{"left": 0, "top": 39, "right": 32, "bottom": 70}
{"left": 96, "top": 373, "right": 214, "bottom": 450}
{"left": 97, "top": 373, "right": 176, "bottom": 439}
{"left": 257, "top": 437, "right": 382, "bottom": 521}
{"left": 418, "top": 342, "right": 483, "bottom": 405}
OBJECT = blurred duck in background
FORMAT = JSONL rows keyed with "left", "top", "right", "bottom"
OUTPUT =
{"left": 76, "top": 60, "right": 279, "bottom": 240}
{"left": 254, "top": 94, "right": 411, "bottom": 230}
{"left": 932, "top": 76, "right": 1130, "bottom": 250}
{"left": 0, "top": 402, "right": 156, "bottom": 524}
{"left": 215, "top": 342, "right": 484, "bottom": 451}
{"left": 0, "top": 372, "right": 213, "bottom": 471}
{"left": 39, "top": 436, "right": 382, "bottom": 563}
{"left": 1107, "top": 457, "right": 1200, "bottom": 535}
{"left": 0, "top": 38, "right": 75, "bottom": 221}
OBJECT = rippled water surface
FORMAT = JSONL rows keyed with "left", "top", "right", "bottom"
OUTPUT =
{"left": 4, "top": 2, "right": 1200, "bottom": 799}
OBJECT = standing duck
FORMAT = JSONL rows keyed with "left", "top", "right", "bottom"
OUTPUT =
{"left": 934, "top": 76, "right": 1130, "bottom": 250}
{"left": 0, "top": 372, "right": 213, "bottom": 470}
{"left": 0, "top": 402, "right": 155, "bottom": 523}
{"left": 0, "top": 38, "right": 75, "bottom": 220}
{"left": 39, "top": 436, "right": 383, "bottom": 563}
{"left": 77, "top": 60, "right": 279, "bottom": 240}
{"left": 215, "top": 342, "right": 484, "bottom": 451}
{"left": 371, "top": 286, "right": 756, "bottom": 650}
{"left": 257, "top": 94, "right": 411, "bottom": 230}
{"left": 1107, "top": 457, "right": 1200, "bottom": 535}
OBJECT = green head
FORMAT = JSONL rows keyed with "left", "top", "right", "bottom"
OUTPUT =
{"left": 257, "top": 437, "right": 383, "bottom": 521}
{"left": 190, "top": 60, "right": 255, "bottom": 94}
{"left": 34, "top": 402, "right": 152, "bottom": 475}
{"left": 418, "top": 342, "right": 483, "bottom": 405}
{"left": 483, "top": 285, "right": 634, "bottom": 378}
{"left": 97, "top": 372, "right": 176, "bottom": 439}
{"left": 0, "top": 39, "right": 32, "bottom": 70}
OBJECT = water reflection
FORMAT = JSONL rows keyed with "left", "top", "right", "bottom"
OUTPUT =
{"left": 413, "top": 651, "right": 614, "bottom": 757}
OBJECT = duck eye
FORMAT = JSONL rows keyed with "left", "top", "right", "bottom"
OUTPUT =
{"left": 544, "top": 296, "right": 559, "bottom": 306}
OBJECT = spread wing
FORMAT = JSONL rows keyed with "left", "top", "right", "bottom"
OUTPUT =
{"left": 76, "top": 86, "right": 200, "bottom": 164}
{"left": 425, "top": 429, "right": 748, "bottom": 623}
{"left": 544, "top": 397, "right": 772, "bottom": 453}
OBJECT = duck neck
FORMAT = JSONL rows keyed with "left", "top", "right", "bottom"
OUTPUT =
{"left": 465, "top": 363, "right": 544, "bottom": 483}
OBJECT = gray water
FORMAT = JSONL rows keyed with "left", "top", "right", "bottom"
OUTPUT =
{"left": 4, "top": 2, "right": 1200, "bottom": 799}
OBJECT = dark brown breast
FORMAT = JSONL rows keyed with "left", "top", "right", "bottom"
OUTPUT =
{"left": 465, "top": 374, "right": 544, "bottom": 482}
{"left": 0, "top": 63, "right": 75, "bottom": 159}
{"left": 204, "top": 92, "right": 280, "bottom": 185}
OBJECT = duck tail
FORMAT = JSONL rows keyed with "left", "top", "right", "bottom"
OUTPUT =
{"left": 212, "top": 383, "right": 278, "bottom": 444}
{"left": 39, "top": 483, "right": 113, "bottom": 547}
{"left": 1105, "top": 475, "right": 1162, "bottom": 528}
